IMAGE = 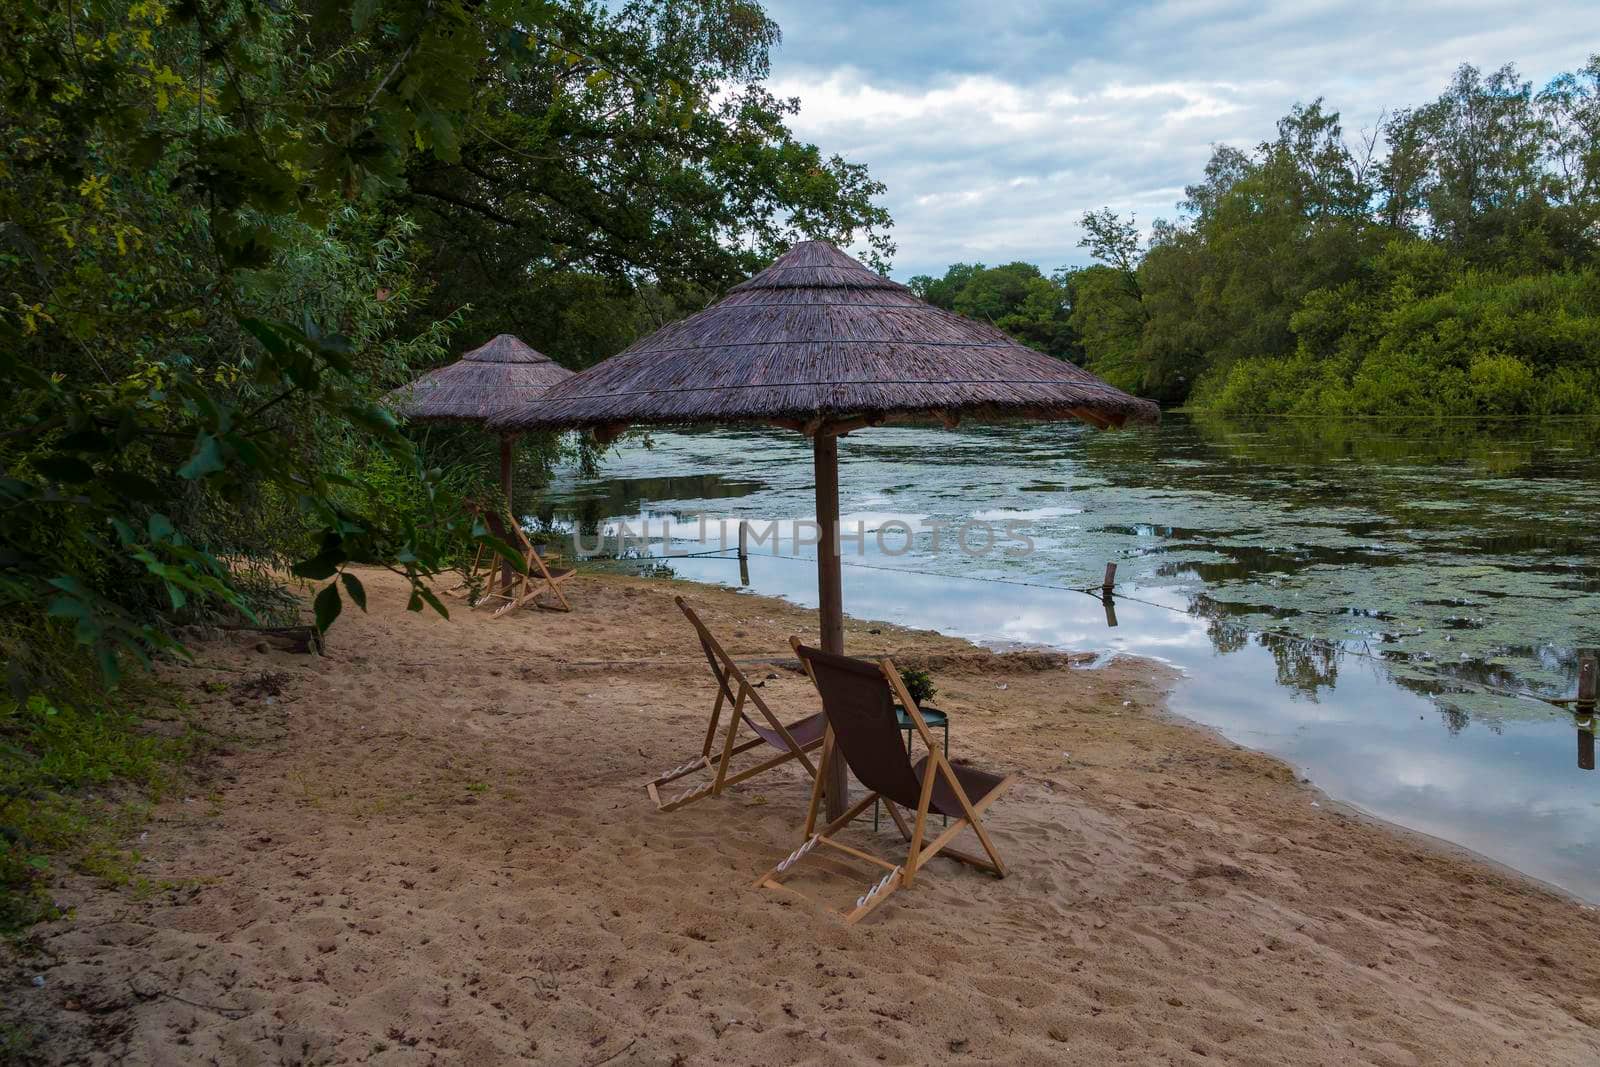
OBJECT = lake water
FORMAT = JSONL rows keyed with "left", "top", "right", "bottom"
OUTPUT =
{"left": 538, "top": 415, "right": 1600, "bottom": 901}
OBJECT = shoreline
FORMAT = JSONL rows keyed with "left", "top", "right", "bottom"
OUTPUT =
{"left": 763, "top": 576, "right": 1600, "bottom": 910}
{"left": 1140, "top": 687, "right": 1598, "bottom": 910}
{"left": 6, "top": 568, "right": 1599, "bottom": 1064}
{"left": 604, "top": 549, "right": 1600, "bottom": 907}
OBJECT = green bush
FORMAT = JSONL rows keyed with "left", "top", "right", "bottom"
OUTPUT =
{"left": 1196, "top": 240, "right": 1600, "bottom": 417}
{"left": 1469, "top": 355, "right": 1539, "bottom": 414}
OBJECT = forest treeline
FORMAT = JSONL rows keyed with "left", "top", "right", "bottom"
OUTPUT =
{"left": 910, "top": 59, "right": 1600, "bottom": 415}
{"left": 0, "top": 0, "right": 889, "bottom": 926}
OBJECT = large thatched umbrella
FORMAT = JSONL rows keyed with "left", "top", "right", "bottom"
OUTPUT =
{"left": 492, "top": 242, "right": 1158, "bottom": 815}
{"left": 387, "top": 333, "right": 574, "bottom": 505}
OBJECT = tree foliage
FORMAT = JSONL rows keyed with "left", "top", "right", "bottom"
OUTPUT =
{"left": 0, "top": 0, "right": 891, "bottom": 692}
{"left": 395, "top": 0, "right": 892, "bottom": 358}
{"left": 919, "top": 57, "right": 1600, "bottom": 414}
{"left": 908, "top": 261, "right": 1078, "bottom": 361}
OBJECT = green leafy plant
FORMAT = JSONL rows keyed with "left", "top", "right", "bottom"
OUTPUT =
{"left": 899, "top": 668, "right": 937, "bottom": 707}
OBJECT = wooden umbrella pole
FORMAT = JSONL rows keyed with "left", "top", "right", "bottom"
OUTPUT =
{"left": 814, "top": 431, "right": 849, "bottom": 819}
{"left": 500, "top": 433, "right": 516, "bottom": 506}
{"left": 498, "top": 434, "right": 517, "bottom": 593}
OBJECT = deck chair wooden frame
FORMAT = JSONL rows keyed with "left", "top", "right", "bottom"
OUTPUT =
{"left": 444, "top": 503, "right": 495, "bottom": 600}
{"left": 466, "top": 509, "right": 575, "bottom": 617}
{"left": 647, "top": 598, "right": 824, "bottom": 812}
{"left": 756, "top": 638, "right": 1017, "bottom": 924}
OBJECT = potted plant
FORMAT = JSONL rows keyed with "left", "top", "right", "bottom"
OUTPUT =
{"left": 899, "top": 667, "right": 937, "bottom": 709}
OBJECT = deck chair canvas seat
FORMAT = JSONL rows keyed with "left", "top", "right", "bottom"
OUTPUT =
{"left": 525, "top": 544, "right": 576, "bottom": 613}
{"left": 908, "top": 755, "right": 1008, "bottom": 818}
{"left": 756, "top": 640, "right": 1017, "bottom": 924}
{"left": 746, "top": 711, "right": 829, "bottom": 753}
{"left": 647, "top": 598, "right": 824, "bottom": 812}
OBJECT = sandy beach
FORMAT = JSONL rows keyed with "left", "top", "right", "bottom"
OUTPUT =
{"left": 6, "top": 566, "right": 1600, "bottom": 1065}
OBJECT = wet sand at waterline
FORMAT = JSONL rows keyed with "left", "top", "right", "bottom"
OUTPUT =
{"left": 7, "top": 567, "right": 1600, "bottom": 1065}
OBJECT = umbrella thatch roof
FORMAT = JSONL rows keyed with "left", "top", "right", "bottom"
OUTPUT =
{"left": 491, "top": 242, "right": 1158, "bottom": 434}
{"left": 388, "top": 334, "right": 574, "bottom": 423}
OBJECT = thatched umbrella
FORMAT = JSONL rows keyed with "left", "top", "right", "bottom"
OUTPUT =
{"left": 387, "top": 333, "right": 574, "bottom": 505}
{"left": 491, "top": 241, "right": 1158, "bottom": 815}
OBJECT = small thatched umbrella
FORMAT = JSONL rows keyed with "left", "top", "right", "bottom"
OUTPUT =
{"left": 387, "top": 333, "right": 574, "bottom": 505}
{"left": 492, "top": 242, "right": 1158, "bottom": 815}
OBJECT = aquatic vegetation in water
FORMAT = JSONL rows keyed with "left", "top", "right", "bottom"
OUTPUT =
{"left": 545, "top": 416, "right": 1600, "bottom": 719}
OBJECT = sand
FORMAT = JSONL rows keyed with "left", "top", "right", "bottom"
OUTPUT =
{"left": 6, "top": 566, "right": 1600, "bottom": 1065}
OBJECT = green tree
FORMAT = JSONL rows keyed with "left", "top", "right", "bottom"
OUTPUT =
{"left": 1069, "top": 209, "right": 1149, "bottom": 390}
{"left": 1540, "top": 56, "right": 1600, "bottom": 214}
{"left": 396, "top": 0, "right": 892, "bottom": 352}
{"left": 0, "top": 0, "right": 891, "bottom": 691}
{"left": 1414, "top": 64, "right": 1552, "bottom": 262}
{"left": 908, "top": 262, "right": 983, "bottom": 309}
{"left": 1074, "top": 102, "right": 1375, "bottom": 401}
{"left": 909, "top": 262, "right": 1077, "bottom": 360}
{"left": 1194, "top": 238, "right": 1600, "bottom": 417}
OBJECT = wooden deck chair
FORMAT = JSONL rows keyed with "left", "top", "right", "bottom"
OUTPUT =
{"left": 647, "top": 598, "right": 826, "bottom": 812}
{"left": 755, "top": 640, "right": 1017, "bottom": 924}
{"left": 524, "top": 536, "right": 575, "bottom": 613}
{"left": 469, "top": 510, "right": 576, "bottom": 617}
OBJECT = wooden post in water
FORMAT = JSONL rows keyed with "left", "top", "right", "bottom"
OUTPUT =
{"left": 738, "top": 520, "right": 750, "bottom": 586}
{"left": 814, "top": 431, "right": 848, "bottom": 820}
{"left": 1100, "top": 562, "right": 1118, "bottom": 627}
{"left": 1579, "top": 650, "right": 1597, "bottom": 772}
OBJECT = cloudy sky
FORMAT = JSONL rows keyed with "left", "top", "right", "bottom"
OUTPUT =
{"left": 760, "top": 1, "right": 1600, "bottom": 279}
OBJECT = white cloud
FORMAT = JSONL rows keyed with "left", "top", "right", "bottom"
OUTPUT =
{"left": 762, "top": 0, "right": 1600, "bottom": 278}
{"left": 774, "top": 68, "right": 1260, "bottom": 274}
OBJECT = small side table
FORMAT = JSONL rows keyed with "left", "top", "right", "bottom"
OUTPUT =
{"left": 873, "top": 705, "right": 950, "bottom": 831}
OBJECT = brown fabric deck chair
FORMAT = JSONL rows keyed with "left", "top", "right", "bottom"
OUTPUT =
{"left": 468, "top": 510, "right": 576, "bottom": 617}
{"left": 756, "top": 640, "right": 1017, "bottom": 924}
{"left": 647, "top": 598, "right": 826, "bottom": 812}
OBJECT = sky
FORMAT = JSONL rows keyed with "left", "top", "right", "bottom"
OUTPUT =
{"left": 759, "top": 0, "right": 1600, "bottom": 280}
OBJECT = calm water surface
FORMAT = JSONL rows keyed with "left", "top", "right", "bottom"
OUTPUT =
{"left": 539, "top": 415, "right": 1600, "bottom": 900}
